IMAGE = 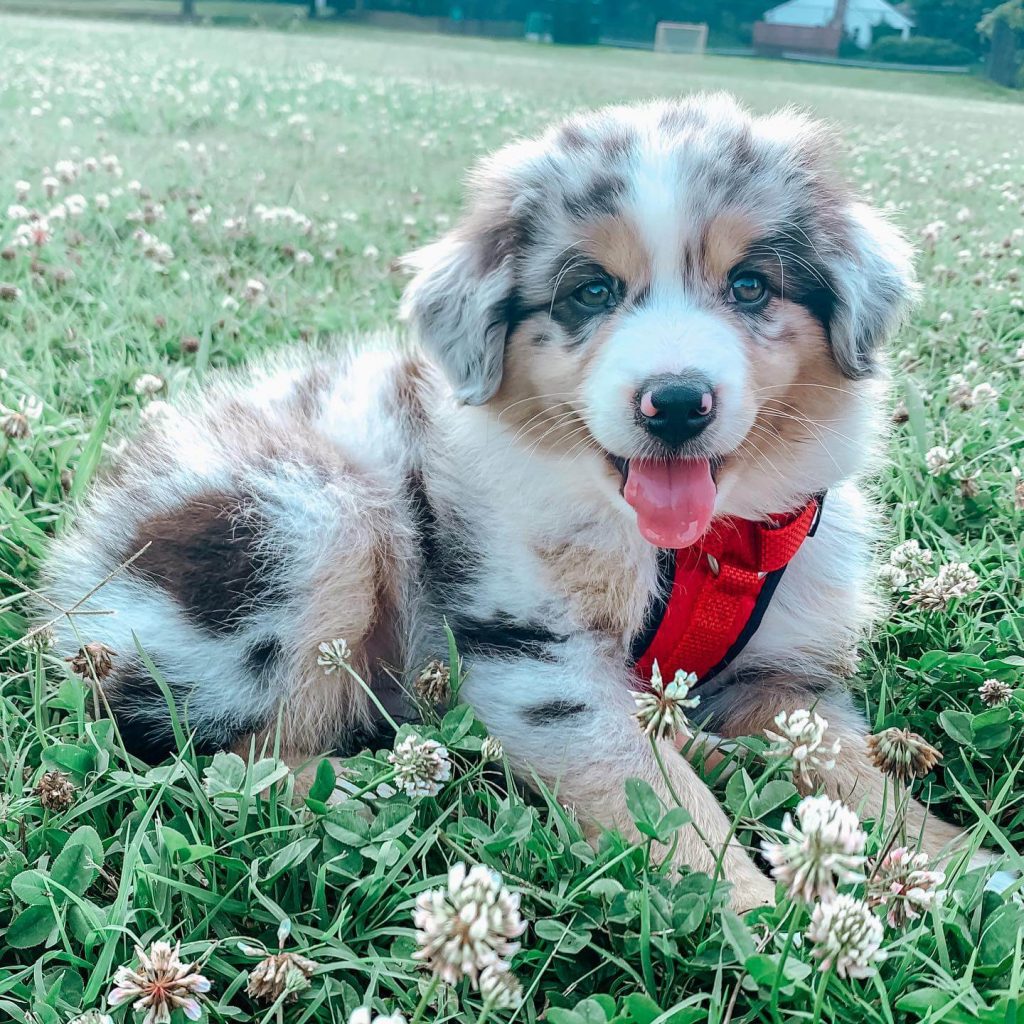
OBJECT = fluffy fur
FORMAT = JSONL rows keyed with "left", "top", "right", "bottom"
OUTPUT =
{"left": 41, "top": 95, "right": 971, "bottom": 910}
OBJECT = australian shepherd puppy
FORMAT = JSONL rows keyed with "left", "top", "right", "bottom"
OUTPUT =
{"left": 42, "top": 94, "right": 973, "bottom": 910}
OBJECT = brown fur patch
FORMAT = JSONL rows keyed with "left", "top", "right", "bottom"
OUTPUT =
{"left": 491, "top": 318, "right": 592, "bottom": 455}
{"left": 127, "top": 492, "right": 280, "bottom": 635}
{"left": 754, "top": 305, "right": 851, "bottom": 444}
{"left": 583, "top": 214, "right": 651, "bottom": 290}
{"left": 537, "top": 540, "right": 648, "bottom": 638}
{"left": 726, "top": 302, "right": 852, "bottom": 482}
{"left": 389, "top": 354, "right": 433, "bottom": 433}
{"left": 282, "top": 493, "right": 402, "bottom": 752}
{"left": 289, "top": 365, "right": 331, "bottom": 420}
{"left": 699, "top": 211, "right": 763, "bottom": 283}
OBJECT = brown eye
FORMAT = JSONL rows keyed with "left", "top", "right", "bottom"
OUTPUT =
{"left": 730, "top": 273, "right": 768, "bottom": 306}
{"left": 573, "top": 279, "right": 614, "bottom": 310}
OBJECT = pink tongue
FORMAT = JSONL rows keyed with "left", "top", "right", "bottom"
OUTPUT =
{"left": 623, "top": 458, "right": 717, "bottom": 549}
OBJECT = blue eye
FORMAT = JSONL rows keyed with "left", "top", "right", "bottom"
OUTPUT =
{"left": 730, "top": 273, "right": 768, "bottom": 305}
{"left": 573, "top": 280, "right": 614, "bottom": 309}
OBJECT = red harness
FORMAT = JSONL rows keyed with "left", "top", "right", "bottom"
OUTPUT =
{"left": 632, "top": 495, "right": 824, "bottom": 688}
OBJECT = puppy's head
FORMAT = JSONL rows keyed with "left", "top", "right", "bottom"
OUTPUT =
{"left": 402, "top": 95, "right": 916, "bottom": 547}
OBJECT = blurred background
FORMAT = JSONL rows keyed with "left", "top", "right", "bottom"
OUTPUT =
{"left": 1, "top": 0, "right": 1022, "bottom": 87}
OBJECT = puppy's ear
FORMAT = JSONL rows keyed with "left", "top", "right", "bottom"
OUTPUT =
{"left": 400, "top": 223, "right": 516, "bottom": 406}
{"left": 827, "top": 202, "right": 919, "bottom": 379}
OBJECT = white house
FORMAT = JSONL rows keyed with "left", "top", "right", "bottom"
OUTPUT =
{"left": 762, "top": 0, "right": 914, "bottom": 49}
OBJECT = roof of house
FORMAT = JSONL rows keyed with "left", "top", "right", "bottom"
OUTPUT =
{"left": 763, "top": 0, "right": 914, "bottom": 30}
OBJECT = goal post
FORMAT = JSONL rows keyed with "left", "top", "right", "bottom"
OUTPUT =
{"left": 654, "top": 21, "right": 709, "bottom": 55}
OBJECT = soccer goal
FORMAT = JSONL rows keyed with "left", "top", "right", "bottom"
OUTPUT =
{"left": 653, "top": 22, "right": 709, "bottom": 55}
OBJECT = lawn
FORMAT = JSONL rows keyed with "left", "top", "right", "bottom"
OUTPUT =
{"left": 1, "top": 12, "right": 1023, "bottom": 1024}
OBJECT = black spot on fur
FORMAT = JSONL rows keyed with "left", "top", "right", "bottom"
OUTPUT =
{"left": 522, "top": 699, "right": 588, "bottom": 727}
{"left": 557, "top": 122, "right": 588, "bottom": 151}
{"left": 246, "top": 638, "right": 282, "bottom": 677}
{"left": 562, "top": 174, "right": 626, "bottom": 221}
{"left": 111, "top": 663, "right": 269, "bottom": 763}
{"left": 406, "top": 470, "right": 478, "bottom": 592}
{"left": 450, "top": 613, "right": 566, "bottom": 661}
{"left": 601, "top": 129, "right": 636, "bottom": 158}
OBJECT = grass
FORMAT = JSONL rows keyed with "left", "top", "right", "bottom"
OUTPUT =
{"left": 0, "top": 0, "right": 320, "bottom": 26}
{"left": 1, "top": 12, "right": 1023, "bottom": 1024}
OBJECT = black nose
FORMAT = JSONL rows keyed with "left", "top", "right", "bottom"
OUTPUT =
{"left": 637, "top": 378, "right": 716, "bottom": 448}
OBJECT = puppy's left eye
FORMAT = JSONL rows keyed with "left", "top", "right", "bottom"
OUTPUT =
{"left": 730, "top": 273, "right": 768, "bottom": 306}
{"left": 573, "top": 280, "right": 615, "bottom": 309}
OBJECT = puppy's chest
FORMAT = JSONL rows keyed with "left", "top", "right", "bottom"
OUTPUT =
{"left": 534, "top": 540, "right": 650, "bottom": 641}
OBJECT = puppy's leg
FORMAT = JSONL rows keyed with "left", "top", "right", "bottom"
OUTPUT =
{"left": 41, "top": 445, "right": 398, "bottom": 768}
{"left": 708, "top": 675, "right": 971, "bottom": 860}
{"left": 457, "top": 634, "right": 775, "bottom": 912}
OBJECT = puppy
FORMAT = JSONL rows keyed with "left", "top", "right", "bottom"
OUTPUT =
{"left": 41, "top": 94, "right": 970, "bottom": 911}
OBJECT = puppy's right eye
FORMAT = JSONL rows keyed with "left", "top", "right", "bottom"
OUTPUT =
{"left": 573, "top": 280, "right": 615, "bottom": 310}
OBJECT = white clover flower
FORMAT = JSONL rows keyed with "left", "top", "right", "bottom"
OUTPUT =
{"left": 413, "top": 862, "right": 526, "bottom": 985}
{"left": 479, "top": 962, "right": 524, "bottom": 1009}
{"left": 54, "top": 159, "right": 77, "bottom": 183}
{"left": 971, "top": 382, "right": 999, "bottom": 406}
{"left": 806, "top": 894, "right": 887, "bottom": 979}
{"left": 978, "top": 678, "right": 1013, "bottom": 706}
{"left": 15, "top": 219, "right": 51, "bottom": 247}
{"left": 133, "top": 373, "right": 165, "bottom": 397}
{"left": 631, "top": 659, "right": 700, "bottom": 741}
{"left": 316, "top": 637, "right": 350, "bottom": 673}
{"left": 141, "top": 400, "right": 175, "bottom": 425}
{"left": 107, "top": 941, "right": 212, "bottom": 1024}
{"left": 761, "top": 795, "right": 867, "bottom": 903}
{"left": 764, "top": 709, "right": 840, "bottom": 789}
{"left": 348, "top": 1010, "right": 407, "bottom": 1024}
{"left": 389, "top": 734, "right": 451, "bottom": 798}
{"left": 21, "top": 625, "right": 56, "bottom": 651}
{"left": 95, "top": 192, "right": 111, "bottom": 212}
{"left": 888, "top": 539, "right": 933, "bottom": 581}
{"left": 14, "top": 179, "right": 30, "bottom": 200}
{"left": 243, "top": 278, "right": 265, "bottom": 302}
{"left": 925, "top": 445, "right": 956, "bottom": 476}
{"left": 134, "top": 230, "right": 174, "bottom": 266}
{"left": 6, "top": 203, "right": 29, "bottom": 220}
{"left": 42, "top": 174, "right": 60, "bottom": 198}
{"left": 868, "top": 846, "right": 945, "bottom": 928}
{"left": 481, "top": 736, "right": 504, "bottom": 763}
{"left": 246, "top": 950, "right": 318, "bottom": 1004}
{"left": 69, "top": 1012, "right": 114, "bottom": 1024}
{"left": 908, "top": 562, "right": 980, "bottom": 610}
